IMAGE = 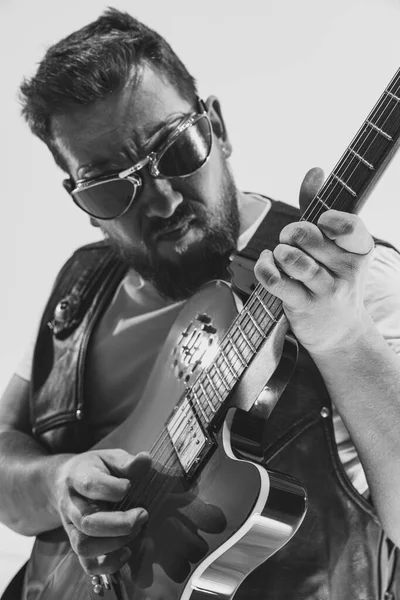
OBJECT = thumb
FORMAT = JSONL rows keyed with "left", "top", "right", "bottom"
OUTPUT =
{"left": 299, "top": 167, "right": 325, "bottom": 214}
{"left": 98, "top": 449, "right": 152, "bottom": 481}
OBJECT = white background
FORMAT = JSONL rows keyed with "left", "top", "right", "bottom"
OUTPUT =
{"left": 1, "top": 0, "right": 400, "bottom": 593}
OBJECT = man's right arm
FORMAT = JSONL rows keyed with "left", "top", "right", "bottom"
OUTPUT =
{"left": 0, "top": 373, "right": 150, "bottom": 574}
{"left": 0, "top": 373, "right": 70, "bottom": 535}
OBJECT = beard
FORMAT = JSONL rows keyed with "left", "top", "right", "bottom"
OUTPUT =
{"left": 105, "top": 167, "right": 240, "bottom": 301}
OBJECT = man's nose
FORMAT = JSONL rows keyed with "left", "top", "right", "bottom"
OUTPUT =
{"left": 143, "top": 178, "right": 183, "bottom": 218}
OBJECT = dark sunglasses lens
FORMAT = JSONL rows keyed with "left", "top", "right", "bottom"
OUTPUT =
{"left": 157, "top": 115, "right": 212, "bottom": 177}
{"left": 72, "top": 179, "right": 136, "bottom": 219}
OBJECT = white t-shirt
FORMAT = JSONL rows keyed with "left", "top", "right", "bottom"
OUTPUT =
{"left": 15, "top": 198, "right": 400, "bottom": 495}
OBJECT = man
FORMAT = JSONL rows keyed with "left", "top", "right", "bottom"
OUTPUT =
{"left": 1, "top": 7, "right": 400, "bottom": 600}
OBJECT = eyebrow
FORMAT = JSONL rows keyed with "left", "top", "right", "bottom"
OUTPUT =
{"left": 78, "top": 113, "right": 185, "bottom": 179}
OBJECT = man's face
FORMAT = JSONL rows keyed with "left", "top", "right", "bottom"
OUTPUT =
{"left": 52, "top": 65, "right": 240, "bottom": 300}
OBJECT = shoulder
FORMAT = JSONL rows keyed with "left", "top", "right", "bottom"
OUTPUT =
{"left": 55, "top": 240, "right": 115, "bottom": 275}
{"left": 367, "top": 243, "right": 400, "bottom": 289}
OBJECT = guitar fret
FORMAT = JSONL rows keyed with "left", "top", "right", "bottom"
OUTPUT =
{"left": 244, "top": 307, "right": 265, "bottom": 337}
{"left": 220, "top": 347, "right": 239, "bottom": 381}
{"left": 348, "top": 147, "right": 374, "bottom": 170}
{"left": 332, "top": 173, "right": 357, "bottom": 197}
{"left": 385, "top": 89, "right": 400, "bottom": 103}
{"left": 215, "top": 361, "right": 230, "bottom": 392}
{"left": 237, "top": 323, "right": 256, "bottom": 353}
{"left": 366, "top": 119, "right": 393, "bottom": 141}
{"left": 227, "top": 334, "right": 248, "bottom": 367}
{"left": 206, "top": 371, "right": 224, "bottom": 405}
{"left": 314, "top": 195, "right": 331, "bottom": 210}
{"left": 191, "top": 388, "right": 209, "bottom": 423}
{"left": 254, "top": 288, "right": 278, "bottom": 322}
{"left": 199, "top": 380, "right": 217, "bottom": 413}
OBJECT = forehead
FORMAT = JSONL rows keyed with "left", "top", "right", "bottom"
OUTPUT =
{"left": 51, "top": 65, "right": 193, "bottom": 179}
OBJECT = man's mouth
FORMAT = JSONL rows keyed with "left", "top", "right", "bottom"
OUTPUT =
{"left": 152, "top": 218, "right": 195, "bottom": 243}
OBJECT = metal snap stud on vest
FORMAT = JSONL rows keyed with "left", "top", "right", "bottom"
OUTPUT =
{"left": 54, "top": 293, "right": 80, "bottom": 324}
{"left": 93, "top": 584, "right": 103, "bottom": 594}
{"left": 320, "top": 406, "right": 330, "bottom": 418}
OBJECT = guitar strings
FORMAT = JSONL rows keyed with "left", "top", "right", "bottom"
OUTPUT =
{"left": 116, "top": 292, "right": 284, "bottom": 512}
{"left": 302, "top": 70, "right": 400, "bottom": 224}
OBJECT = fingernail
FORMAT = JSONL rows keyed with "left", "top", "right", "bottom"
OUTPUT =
{"left": 138, "top": 509, "right": 148, "bottom": 525}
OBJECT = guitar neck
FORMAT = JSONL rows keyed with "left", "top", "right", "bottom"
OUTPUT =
{"left": 189, "top": 67, "right": 400, "bottom": 428}
{"left": 302, "top": 68, "right": 400, "bottom": 222}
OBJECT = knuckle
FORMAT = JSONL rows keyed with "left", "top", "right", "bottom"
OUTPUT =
{"left": 304, "top": 258, "right": 320, "bottom": 279}
{"left": 277, "top": 245, "right": 302, "bottom": 266}
{"left": 80, "top": 474, "right": 94, "bottom": 496}
{"left": 255, "top": 261, "right": 276, "bottom": 286}
{"left": 288, "top": 223, "right": 311, "bottom": 247}
{"left": 81, "top": 557, "right": 102, "bottom": 576}
{"left": 119, "top": 514, "right": 135, "bottom": 535}
{"left": 80, "top": 514, "right": 100, "bottom": 536}
{"left": 337, "top": 217, "right": 355, "bottom": 236}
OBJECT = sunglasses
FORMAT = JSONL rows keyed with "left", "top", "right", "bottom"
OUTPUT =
{"left": 63, "top": 101, "right": 213, "bottom": 220}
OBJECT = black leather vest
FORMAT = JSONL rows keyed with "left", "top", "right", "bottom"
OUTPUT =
{"left": 27, "top": 200, "right": 400, "bottom": 600}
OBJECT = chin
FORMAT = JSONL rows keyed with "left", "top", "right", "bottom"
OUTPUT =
{"left": 154, "top": 228, "right": 206, "bottom": 260}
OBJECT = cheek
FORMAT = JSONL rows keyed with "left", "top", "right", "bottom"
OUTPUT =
{"left": 99, "top": 219, "right": 142, "bottom": 249}
{"left": 184, "top": 145, "right": 226, "bottom": 198}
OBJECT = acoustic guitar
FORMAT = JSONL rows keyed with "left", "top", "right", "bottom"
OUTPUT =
{"left": 15, "top": 67, "right": 400, "bottom": 600}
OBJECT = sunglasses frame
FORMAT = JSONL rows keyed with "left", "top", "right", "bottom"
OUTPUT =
{"left": 118, "top": 110, "right": 212, "bottom": 180}
{"left": 69, "top": 174, "right": 143, "bottom": 220}
{"left": 65, "top": 99, "right": 212, "bottom": 220}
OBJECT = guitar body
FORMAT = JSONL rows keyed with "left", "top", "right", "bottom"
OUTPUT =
{"left": 26, "top": 282, "right": 306, "bottom": 600}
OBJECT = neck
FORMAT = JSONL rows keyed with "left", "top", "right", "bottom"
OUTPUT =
{"left": 238, "top": 192, "right": 268, "bottom": 235}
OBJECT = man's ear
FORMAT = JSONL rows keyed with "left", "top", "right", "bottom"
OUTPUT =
{"left": 62, "top": 178, "right": 73, "bottom": 194}
{"left": 89, "top": 217, "right": 101, "bottom": 228}
{"left": 204, "top": 95, "right": 233, "bottom": 158}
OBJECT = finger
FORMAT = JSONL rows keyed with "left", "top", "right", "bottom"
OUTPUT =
{"left": 80, "top": 546, "right": 132, "bottom": 576}
{"left": 299, "top": 167, "right": 325, "bottom": 214}
{"left": 254, "top": 249, "right": 313, "bottom": 312}
{"left": 73, "top": 469, "right": 131, "bottom": 503}
{"left": 317, "top": 210, "right": 374, "bottom": 255}
{"left": 67, "top": 524, "right": 141, "bottom": 559}
{"left": 273, "top": 244, "right": 334, "bottom": 295}
{"left": 101, "top": 450, "right": 152, "bottom": 481}
{"left": 279, "top": 220, "right": 349, "bottom": 278}
{"left": 68, "top": 495, "right": 148, "bottom": 537}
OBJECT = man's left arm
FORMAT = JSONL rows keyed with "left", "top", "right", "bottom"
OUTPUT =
{"left": 254, "top": 204, "right": 400, "bottom": 547}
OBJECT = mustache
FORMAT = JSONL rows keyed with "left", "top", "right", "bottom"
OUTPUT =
{"left": 143, "top": 202, "right": 206, "bottom": 245}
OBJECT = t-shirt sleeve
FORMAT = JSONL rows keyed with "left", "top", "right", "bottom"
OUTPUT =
{"left": 364, "top": 244, "right": 400, "bottom": 355}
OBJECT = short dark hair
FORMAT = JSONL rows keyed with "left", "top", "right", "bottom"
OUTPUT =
{"left": 19, "top": 7, "right": 198, "bottom": 171}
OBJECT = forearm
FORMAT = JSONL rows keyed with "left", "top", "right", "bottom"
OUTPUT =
{"left": 311, "top": 313, "right": 400, "bottom": 544}
{"left": 0, "top": 428, "right": 73, "bottom": 535}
